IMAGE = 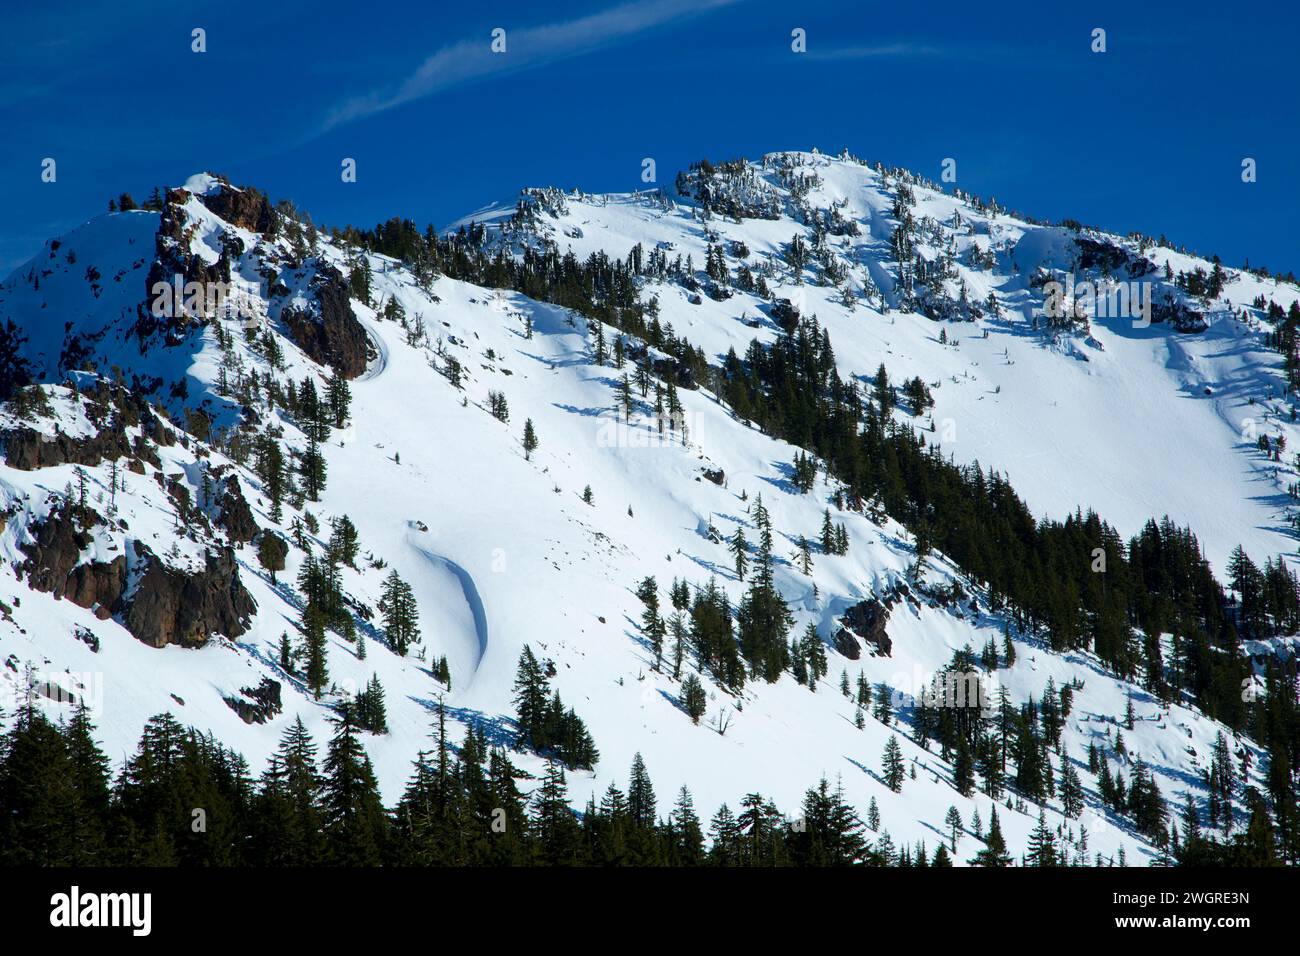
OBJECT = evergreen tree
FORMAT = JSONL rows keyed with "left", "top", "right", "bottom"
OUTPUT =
{"left": 730, "top": 526, "right": 749, "bottom": 581}
{"left": 303, "top": 607, "right": 329, "bottom": 699}
{"left": 321, "top": 710, "right": 388, "bottom": 865}
{"left": 627, "top": 753, "right": 657, "bottom": 830}
{"left": 1026, "top": 810, "right": 1059, "bottom": 867}
{"left": 944, "top": 805, "right": 963, "bottom": 851}
{"left": 969, "top": 806, "right": 1013, "bottom": 867}
{"left": 883, "top": 735, "right": 906, "bottom": 792}
{"left": 681, "top": 673, "right": 707, "bottom": 724}
{"left": 523, "top": 418, "right": 539, "bottom": 460}
{"left": 380, "top": 570, "right": 420, "bottom": 655}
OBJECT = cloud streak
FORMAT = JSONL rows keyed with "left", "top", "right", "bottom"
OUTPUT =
{"left": 804, "top": 43, "right": 948, "bottom": 61}
{"left": 323, "top": 0, "right": 740, "bottom": 131}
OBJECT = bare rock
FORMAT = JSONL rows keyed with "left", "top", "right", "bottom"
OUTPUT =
{"left": 123, "top": 543, "right": 256, "bottom": 648}
{"left": 281, "top": 266, "right": 371, "bottom": 378}
{"left": 840, "top": 597, "right": 892, "bottom": 657}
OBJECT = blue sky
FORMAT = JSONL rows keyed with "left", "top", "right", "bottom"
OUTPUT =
{"left": 1, "top": 0, "right": 1296, "bottom": 276}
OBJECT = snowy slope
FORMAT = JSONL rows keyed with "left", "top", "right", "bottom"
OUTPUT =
{"left": 0, "top": 163, "right": 1289, "bottom": 866}
{"left": 453, "top": 150, "right": 1300, "bottom": 576}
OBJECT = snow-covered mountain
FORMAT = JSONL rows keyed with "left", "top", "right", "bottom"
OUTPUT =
{"left": 2, "top": 151, "right": 1297, "bottom": 866}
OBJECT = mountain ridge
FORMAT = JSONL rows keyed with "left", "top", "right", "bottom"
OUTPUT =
{"left": 1, "top": 152, "right": 1297, "bottom": 866}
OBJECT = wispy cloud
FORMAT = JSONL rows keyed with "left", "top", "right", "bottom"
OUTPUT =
{"left": 323, "top": 0, "right": 741, "bottom": 131}
{"left": 805, "top": 43, "right": 947, "bottom": 61}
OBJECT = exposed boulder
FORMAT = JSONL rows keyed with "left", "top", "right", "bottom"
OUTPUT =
{"left": 19, "top": 506, "right": 255, "bottom": 648}
{"left": 137, "top": 194, "right": 233, "bottom": 346}
{"left": 194, "top": 180, "right": 276, "bottom": 234}
{"left": 123, "top": 542, "right": 256, "bottom": 648}
{"left": 839, "top": 597, "right": 892, "bottom": 657}
{"left": 833, "top": 628, "right": 861, "bottom": 660}
{"left": 19, "top": 505, "right": 126, "bottom": 616}
{"left": 3, "top": 425, "right": 131, "bottom": 471}
{"left": 281, "top": 266, "right": 371, "bottom": 378}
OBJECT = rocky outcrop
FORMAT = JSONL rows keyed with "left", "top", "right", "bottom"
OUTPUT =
{"left": 19, "top": 506, "right": 255, "bottom": 647}
{"left": 19, "top": 506, "right": 126, "bottom": 617}
{"left": 833, "top": 628, "right": 861, "bottom": 660}
{"left": 3, "top": 425, "right": 131, "bottom": 471}
{"left": 838, "top": 597, "right": 892, "bottom": 657}
{"left": 195, "top": 181, "right": 276, "bottom": 234}
{"left": 281, "top": 266, "right": 371, "bottom": 378}
{"left": 123, "top": 543, "right": 256, "bottom": 649}
{"left": 2, "top": 382, "right": 172, "bottom": 471}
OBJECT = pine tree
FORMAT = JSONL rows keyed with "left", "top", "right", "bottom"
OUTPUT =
{"left": 669, "top": 786, "right": 705, "bottom": 865}
{"left": 256, "top": 716, "right": 325, "bottom": 865}
{"left": 681, "top": 674, "right": 707, "bottom": 724}
{"left": 321, "top": 709, "right": 388, "bottom": 865}
{"left": 969, "top": 806, "right": 1013, "bottom": 866}
{"left": 303, "top": 607, "right": 329, "bottom": 699}
{"left": 328, "top": 515, "right": 360, "bottom": 569}
{"left": 638, "top": 576, "right": 666, "bottom": 670}
{"left": 1061, "top": 752, "right": 1085, "bottom": 818}
{"left": 258, "top": 532, "right": 287, "bottom": 583}
{"left": 380, "top": 570, "right": 419, "bottom": 655}
{"left": 1026, "top": 810, "right": 1058, "bottom": 867}
{"left": 300, "top": 427, "right": 327, "bottom": 501}
{"left": 532, "top": 761, "right": 580, "bottom": 865}
{"left": 874, "top": 683, "right": 894, "bottom": 725}
{"left": 627, "top": 753, "right": 657, "bottom": 829}
{"left": 730, "top": 526, "right": 749, "bottom": 581}
{"left": 883, "top": 735, "right": 906, "bottom": 792}
{"left": 522, "top": 418, "right": 539, "bottom": 460}
{"left": 326, "top": 367, "right": 351, "bottom": 429}
{"left": 944, "top": 805, "right": 963, "bottom": 851}
{"left": 354, "top": 674, "right": 389, "bottom": 734}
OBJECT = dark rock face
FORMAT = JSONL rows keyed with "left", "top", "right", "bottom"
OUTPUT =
{"left": 123, "top": 543, "right": 256, "bottom": 649}
{"left": 1072, "top": 236, "right": 1156, "bottom": 279}
{"left": 195, "top": 181, "right": 276, "bottom": 234}
{"left": 281, "top": 266, "right": 371, "bottom": 378}
{"left": 19, "top": 506, "right": 126, "bottom": 615}
{"left": 3, "top": 426, "right": 131, "bottom": 471}
{"left": 839, "top": 597, "right": 892, "bottom": 657}
{"left": 215, "top": 475, "right": 259, "bottom": 544}
{"left": 833, "top": 628, "right": 861, "bottom": 660}
{"left": 225, "top": 676, "right": 282, "bottom": 724}
{"left": 136, "top": 193, "right": 234, "bottom": 346}
{"left": 20, "top": 506, "right": 255, "bottom": 648}
{"left": 702, "top": 468, "right": 725, "bottom": 485}
{"left": 3, "top": 382, "right": 173, "bottom": 471}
